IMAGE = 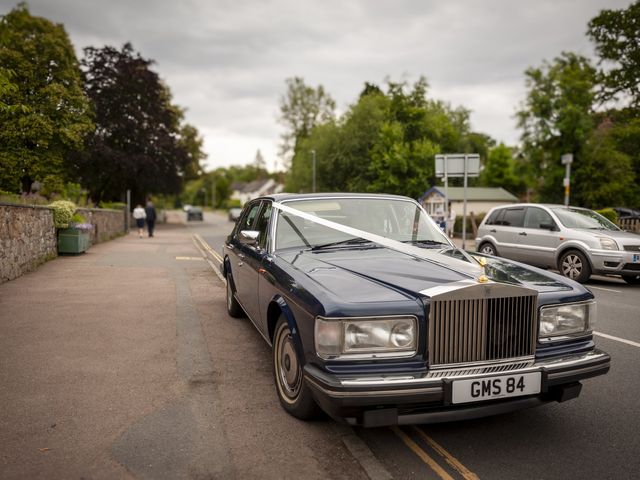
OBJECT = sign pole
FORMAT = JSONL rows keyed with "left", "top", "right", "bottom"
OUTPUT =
{"left": 561, "top": 154, "right": 573, "bottom": 206}
{"left": 462, "top": 155, "right": 468, "bottom": 250}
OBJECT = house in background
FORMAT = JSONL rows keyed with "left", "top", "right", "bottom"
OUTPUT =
{"left": 230, "top": 178, "right": 284, "bottom": 205}
{"left": 418, "top": 186, "right": 518, "bottom": 217}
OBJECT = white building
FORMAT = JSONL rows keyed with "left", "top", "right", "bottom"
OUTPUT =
{"left": 230, "top": 178, "right": 284, "bottom": 205}
{"left": 419, "top": 186, "right": 518, "bottom": 217}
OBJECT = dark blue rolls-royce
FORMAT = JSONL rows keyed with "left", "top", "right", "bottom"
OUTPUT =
{"left": 222, "top": 193, "right": 610, "bottom": 427}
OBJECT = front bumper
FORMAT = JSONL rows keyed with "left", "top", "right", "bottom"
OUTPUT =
{"left": 590, "top": 249, "right": 640, "bottom": 275}
{"left": 304, "top": 349, "right": 610, "bottom": 427}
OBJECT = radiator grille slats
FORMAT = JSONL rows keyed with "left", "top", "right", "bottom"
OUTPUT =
{"left": 429, "top": 295, "right": 537, "bottom": 366}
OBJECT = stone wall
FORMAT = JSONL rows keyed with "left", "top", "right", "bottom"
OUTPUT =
{"left": 0, "top": 204, "right": 126, "bottom": 284}
{"left": 77, "top": 207, "right": 126, "bottom": 243}
{"left": 0, "top": 204, "right": 57, "bottom": 283}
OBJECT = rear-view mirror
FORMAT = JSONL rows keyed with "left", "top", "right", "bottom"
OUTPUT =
{"left": 239, "top": 230, "right": 260, "bottom": 245}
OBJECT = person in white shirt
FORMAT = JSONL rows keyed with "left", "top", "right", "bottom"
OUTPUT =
{"left": 447, "top": 204, "right": 456, "bottom": 238}
{"left": 132, "top": 204, "right": 146, "bottom": 238}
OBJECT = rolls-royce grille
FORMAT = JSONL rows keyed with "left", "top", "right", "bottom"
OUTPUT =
{"left": 429, "top": 295, "right": 537, "bottom": 366}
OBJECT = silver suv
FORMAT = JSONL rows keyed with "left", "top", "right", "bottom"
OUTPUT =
{"left": 475, "top": 203, "right": 640, "bottom": 284}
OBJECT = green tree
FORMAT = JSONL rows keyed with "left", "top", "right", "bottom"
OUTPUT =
{"left": 178, "top": 122, "right": 207, "bottom": 181}
{"left": 75, "top": 43, "right": 196, "bottom": 204}
{"left": 0, "top": 4, "right": 93, "bottom": 193}
{"left": 278, "top": 77, "right": 336, "bottom": 161}
{"left": 479, "top": 144, "right": 524, "bottom": 195}
{"left": 516, "top": 52, "right": 597, "bottom": 203}
{"left": 588, "top": 1, "right": 640, "bottom": 108}
{"left": 574, "top": 125, "right": 635, "bottom": 208}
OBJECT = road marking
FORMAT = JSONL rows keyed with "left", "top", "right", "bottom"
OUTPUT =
{"left": 589, "top": 285, "right": 622, "bottom": 293}
{"left": 391, "top": 426, "right": 454, "bottom": 480}
{"left": 191, "top": 236, "right": 226, "bottom": 284}
{"left": 594, "top": 331, "right": 640, "bottom": 348}
{"left": 412, "top": 427, "right": 479, "bottom": 480}
{"left": 175, "top": 256, "right": 204, "bottom": 261}
{"left": 193, "top": 233, "right": 224, "bottom": 263}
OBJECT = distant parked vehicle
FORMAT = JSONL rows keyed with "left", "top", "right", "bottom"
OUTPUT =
{"left": 187, "top": 206, "right": 203, "bottom": 221}
{"left": 183, "top": 204, "right": 193, "bottom": 212}
{"left": 228, "top": 207, "right": 242, "bottom": 222}
{"left": 614, "top": 207, "right": 640, "bottom": 221}
{"left": 476, "top": 204, "right": 640, "bottom": 284}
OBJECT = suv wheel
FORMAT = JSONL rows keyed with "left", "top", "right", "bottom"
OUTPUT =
{"left": 622, "top": 274, "right": 640, "bottom": 285}
{"left": 479, "top": 242, "right": 497, "bottom": 256}
{"left": 559, "top": 250, "right": 591, "bottom": 283}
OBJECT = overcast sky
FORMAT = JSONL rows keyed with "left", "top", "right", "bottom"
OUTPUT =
{"left": 7, "top": 0, "right": 631, "bottom": 171}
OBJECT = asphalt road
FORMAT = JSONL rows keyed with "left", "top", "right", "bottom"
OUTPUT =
{"left": 197, "top": 210, "right": 640, "bottom": 480}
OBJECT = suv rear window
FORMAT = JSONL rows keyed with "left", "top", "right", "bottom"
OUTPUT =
{"left": 485, "top": 209, "right": 502, "bottom": 225}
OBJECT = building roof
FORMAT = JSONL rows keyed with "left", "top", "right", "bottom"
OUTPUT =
{"left": 419, "top": 186, "right": 518, "bottom": 203}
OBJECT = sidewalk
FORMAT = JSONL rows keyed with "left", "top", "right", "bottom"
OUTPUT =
{"left": 0, "top": 220, "right": 366, "bottom": 480}
{"left": 0, "top": 223, "right": 225, "bottom": 478}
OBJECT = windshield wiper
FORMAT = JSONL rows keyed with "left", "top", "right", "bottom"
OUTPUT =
{"left": 402, "top": 239, "right": 449, "bottom": 247}
{"left": 311, "top": 238, "right": 374, "bottom": 251}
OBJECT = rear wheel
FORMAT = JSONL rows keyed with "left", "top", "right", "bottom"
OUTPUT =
{"left": 479, "top": 242, "right": 497, "bottom": 256}
{"left": 273, "top": 316, "right": 321, "bottom": 419}
{"left": 622, "top": 274, "right": 640, "bottom": 285}
{"left": 559, "top": 250, "right": 591, "bottom": 283}
{"left": 226, "top": 271, "right": 243, "bottom": 317}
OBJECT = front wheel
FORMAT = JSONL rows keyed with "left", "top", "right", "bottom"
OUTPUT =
{"left": 559, "top": 250, "right": 591, "bottom": 283}
{"left": 273, "top": 316, "right": 321, "bottom": 420}
{"left": 622, "top": 274, "right": 640, "bottom": 285}
{"left": 479, "top": 242, "right": 497, "bottom": 256}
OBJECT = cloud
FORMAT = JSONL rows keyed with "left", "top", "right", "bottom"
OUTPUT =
{"left": 17, "top": 0, "right": 631, "bottom": 170}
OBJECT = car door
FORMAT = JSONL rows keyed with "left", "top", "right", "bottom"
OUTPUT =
{"left": 231, "top": 201, "right": 262, "bottom": 320}
{"left": 518, "top": 207, "right": 561, "bottom": 268}
{"left": 245, "top": 201, "right": 273, "bottom": 334}
{"left": 492, "top": 207, "right": 526, "bottom": 260}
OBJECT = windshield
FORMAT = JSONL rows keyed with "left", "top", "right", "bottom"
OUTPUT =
{"left": 551, "top": 207, "right": 620, "bottom": 231}
{"left": 275, "top": 197, "right": 450, "bottom": 250}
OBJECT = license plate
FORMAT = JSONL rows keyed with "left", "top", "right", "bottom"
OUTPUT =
{"left": 633, "top": 254, "right": 639, "bottom": 263}
{"left": 451, "top": 372, "right": 541, "bottom": 404}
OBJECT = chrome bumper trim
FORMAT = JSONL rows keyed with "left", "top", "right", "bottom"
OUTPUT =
{"left": 311, "top": 350, "right": 608, "bottom": 392}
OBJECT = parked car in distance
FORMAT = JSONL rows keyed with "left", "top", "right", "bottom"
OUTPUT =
{"left": 476, "top": 203, "right": 640, "bottom": 284}
{"left": 183, "top": 204, "right": 193, "bottom": 212}
{"left": 187, "top": 206, "right": 203, "bottom": 221}
{"left": 228, "top": 207, "right": 242, "bottom": 222}
{"left": 614, "top": 207, "right": 640, "bottom": 220}
{"left": 222, "top": 193, "right": 610, "bottom": 427}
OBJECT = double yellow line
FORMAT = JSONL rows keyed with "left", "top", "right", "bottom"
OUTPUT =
{"left": 391, "top": 426, "right": 479, "bottom": 480}
{"left": 193, "top": 233, "right": 223, "bottom": 264}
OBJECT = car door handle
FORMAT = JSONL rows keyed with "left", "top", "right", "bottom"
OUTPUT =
{"left": 237, "top": 252, "right": 244, "bottom": 266}
{"left": 490, "top": 229, "right": 497, "bottom": 233}
{"left": 519, "top": 231, "right": 527, "bottom": 236}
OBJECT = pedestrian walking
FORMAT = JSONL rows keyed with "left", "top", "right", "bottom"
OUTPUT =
{"left": 446, "top": 203, "right": 456, "bottom": 238}
{"left": 132, "top": 204, "right": 146, "bottom": 238}
{"left": 145, "top": 200, "right": 157, "bottom": 237}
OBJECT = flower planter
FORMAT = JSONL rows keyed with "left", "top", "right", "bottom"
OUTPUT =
{"left": 57, "top": 228, "right": 91, "bottom": 254}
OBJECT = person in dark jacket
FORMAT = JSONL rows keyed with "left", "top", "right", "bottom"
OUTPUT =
{"left": 145, "top": 200, "right": 157, "bottom": 237}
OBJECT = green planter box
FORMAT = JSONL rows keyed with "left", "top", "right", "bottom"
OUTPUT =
{"left": 58, "top": 228, "right": 91, "bottom": 254}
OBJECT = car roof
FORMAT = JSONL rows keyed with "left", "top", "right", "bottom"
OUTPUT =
{"left": 491, "top": 203, "right": 592, "bottom": 211}
{"left": 252, "top": 192, "right": 416, "bottom": 202}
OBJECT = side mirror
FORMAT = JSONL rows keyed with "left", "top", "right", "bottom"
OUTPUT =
{"left": 239, "top": 230, "right": 260, "bottom": 246}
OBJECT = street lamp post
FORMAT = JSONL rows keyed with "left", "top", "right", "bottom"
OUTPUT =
{"left": 561, "top": 153, "right": 573, "bottom": 206}
{"left": 201, "top": 188, "right": 206, "bottom": 208}
{"left": 311, "top": 149, "right": 316, "bottom": 193}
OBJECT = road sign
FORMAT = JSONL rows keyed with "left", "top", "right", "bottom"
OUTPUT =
{"left": 435, "top": 154, "right": 480, "bottom": 178}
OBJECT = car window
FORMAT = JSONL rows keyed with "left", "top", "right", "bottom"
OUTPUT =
{"left": 501, "top": 208, "right": 525, "bottom": 227}
{"left": 275, "top": 197, "right": 449, "bottom": 250}
{"left": 485, "top": 209, "right": 502, "bottom": 225}
{"left": 551, "top": 207, "right": 620, "bottom": 230}
{"left": 524, "top": 207, "right": 555, "bottom": 229}
{"left": 238, "top": 203, "right": 261, "bottom": 233}
{"left": 255, "top": 202, "right": 272, "bottom": 249}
